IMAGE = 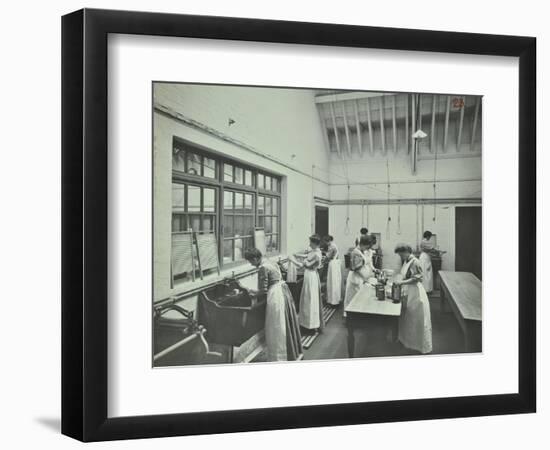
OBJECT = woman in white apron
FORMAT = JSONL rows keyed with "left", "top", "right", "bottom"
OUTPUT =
{"left": 344, "top": 234, "right": 377, "bottom": 317}
{"left": 324, "top": 235, "right": 342, "bottom": 306}
{"left": 244, "top": 248, "right": 303, "bottom": 362}
{"left": 296, "top": 235, "right": 324, "bottom": 333}
{"left": 393, "top": 243, "right": 433, "bottom": 354}
{"left": 418, "top": 230, "right": 434, "bottom": 294}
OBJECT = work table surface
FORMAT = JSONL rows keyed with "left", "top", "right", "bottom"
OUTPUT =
{"left": 439, "top": 271, "right": 482, "bottom": 321}
{"left": 345, "top": 284, "right": 402, "bottom": 316}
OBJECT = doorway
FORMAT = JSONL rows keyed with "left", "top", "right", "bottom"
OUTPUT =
{"left": 315, "top": 206, "right": 329, "bottom": 237}
{"left": 455, "top": 206, "right": 482, "bottom": 280}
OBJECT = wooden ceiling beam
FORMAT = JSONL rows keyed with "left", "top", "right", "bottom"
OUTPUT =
{"left": 430, "top": 94, "right": 436, "bottom": 153}
{"left": 405, "top": 94, "right": 409, "bottom": 154}
{"left": 457, "top": 98, "right": 465, "bottom": 151}
{"left": 354, "top": 100, "right": 363, "bottom": 156}
{"left": 365, "top": 98, "right": 374, "bottom": 155}
{"left": 443, "top": 95, "right": 451, "bottom": 152}
{"left": 342, "top": 102, "right": 353, "bottom": 156}
{"left": 379, "top": 96, "right": 386, "bottom": 155}
{"left": 392, "top": 95, "right": 397, "bottom": 153}
{"left": 329, "top": 102, "right": 342, "bottom": 156}
{"left": 470, "top": 97, "right": 480, "bottom": 151}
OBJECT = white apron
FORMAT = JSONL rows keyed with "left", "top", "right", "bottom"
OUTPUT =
{"left": 299, "top": 268, "right": 322, "bottom": 330}
{"left": 326, "top": 247, "right": 343, "bottom": 305}
{"left": 265, "top": 281, "right": 288, "bottom": 361}
{"left": 398, "top": 257, "right": 433, "bottom": 354}
{"left": 418, "top": 251, "right": 433, "bottom": 293}
{"left": 343, "top": 250, "right": 372, "bottom": 317}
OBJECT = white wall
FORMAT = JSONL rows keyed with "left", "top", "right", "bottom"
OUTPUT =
{"left": 154, "top": 84, "right": 329, "bottom": 303}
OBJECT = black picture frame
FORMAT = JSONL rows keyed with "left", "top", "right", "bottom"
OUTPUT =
{"left": 61, "top": 8, "right": 536, "bottom": 442}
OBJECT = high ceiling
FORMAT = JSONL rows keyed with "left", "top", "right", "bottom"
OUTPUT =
{"left": 316, "top": 91, "right": 482, "bottom": 158}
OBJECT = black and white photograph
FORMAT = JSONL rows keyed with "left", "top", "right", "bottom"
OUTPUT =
{"left": 153, "top": 83, "right": 483, "bottom": 367}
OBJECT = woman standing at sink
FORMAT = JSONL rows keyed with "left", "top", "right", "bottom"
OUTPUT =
{"left": 244, "top": 248, "right": 303, "bottom": 362}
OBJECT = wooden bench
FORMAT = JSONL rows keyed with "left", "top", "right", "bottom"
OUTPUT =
{"left": 439, "top": 271, "right": 482, "bottom": 352}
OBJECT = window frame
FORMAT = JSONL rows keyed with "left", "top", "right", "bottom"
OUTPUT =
{"left": 171, "top": 137, "right": 283, "bottom": 276}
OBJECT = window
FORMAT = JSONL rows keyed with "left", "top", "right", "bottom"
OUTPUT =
{"left": 257, "top": 195, "right": 280, "bottom": 253}
{"left": 171, "top": 138, "right": 282, "bottom": 279}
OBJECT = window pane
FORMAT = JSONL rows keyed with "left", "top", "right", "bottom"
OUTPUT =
{"left": 224, "top": 216, "right": 234, "bottom": 237}
{"left": 189, "top": 215, "right": 201, "bottom": 232}
{"left": 234, "top": 237, "right": 245, "bottom": 261}
{"left": 265, "top": 216, "right": 272, "bottom": 233}
{"left": 270, "top": 234, "right": 279, "bottom": 252}
{"left": 258, "top": 173, "right": 265, "bottom": 189}
{"left": 265, "top": 197, "right": 272, "bottom": 215}
{"left": 203, "top": 188, "right": 215, "bottom": 212}
{"left": 272, "top": 178, "right": 278, "bottom": 192}
{"left": 272, "top": 197, "right": 278, "bottom": 215}
{"left": 234, "top": 215, "right": 244, "bottom": 236}
{"left": 272, "top": 217, "right": 278, "bottom": 234}
{"left": 244, "top": 216, "right": 254, "bottom": 235}
{"left": 203, "top": 157, "right": 216, "bottom": 178}
{"left": 224, "top": 163, "right": 233, "bottom": 182}
{"left": 244, "top": 194, "right": 253, "bottom": 214}
{"left": 242, "top": 237, "right": 253, "bottom": 255}
{"left": 172, "top": 184, "right": 186, "bottom": 212}
{"left": 234, "top": 166, "right": 243, "bottom": 184}
{"left": 244, "top": 170, "right": 252, "bottom": 186}
{"left": 187, "top": 186, "right": 200, "bottom": 212}
{"left": 257, "top": 215, "right": 264, "bottom": 228}
{"left": 187, "top": 153, "right": 201, "bottom": 175}
{"left": 257, "top": 196, "right": 265, "bottom": 215}
{"left": 265, "top": 176, "right": 272, "bottom": 191}
{"left": 223, "top": 240, "right": 233, "bottom": 263}
{"left": 172, "top": 148, "right": 186, "bottom": 171}
{"left": 235, "top": 193, "right": 243, "bottom": 212}
{"left": 203, "top": 215, "right": 215, "bottom": 232}
{"left": 224, "top": 190, "right": 233, "bottom": 213}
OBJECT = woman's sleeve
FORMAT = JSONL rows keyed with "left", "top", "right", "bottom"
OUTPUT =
{"left": 350, "top": 252, "right": 364, "bottom": 271}
{"left": 257, "top": 266, "right": 269, "bottom": 294}
{"left": 408, "top": 260, "right": 423, "bottom": 281}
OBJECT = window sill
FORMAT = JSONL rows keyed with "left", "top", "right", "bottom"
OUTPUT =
{"left": 157, "top": 253, "right": 287, "bottom": 306}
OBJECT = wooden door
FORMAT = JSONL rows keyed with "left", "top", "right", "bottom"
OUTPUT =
{"left": 315, "top": 206, "right": 329, "bottom": 237}
{"left": 455, "top": 206, "right": 482, "bottom": 280}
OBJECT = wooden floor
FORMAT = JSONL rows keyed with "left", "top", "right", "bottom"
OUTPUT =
{"left": 304, "top": 294, "right": 468, "bottom": 361}
{"left": 253, "top": 293, "right": 468, "bottom": 363}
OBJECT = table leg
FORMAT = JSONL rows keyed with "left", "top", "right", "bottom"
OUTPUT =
{"left": 391, "top": 316, "right": 399, "bottom": 343}
{"left": 347, "top": 317, "right": 356, "bottom": 358}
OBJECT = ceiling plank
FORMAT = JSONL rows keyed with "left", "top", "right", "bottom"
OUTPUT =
{"left": 405, "top": 94, "right": 409, "bottom": 154}
{"left": 329, "top": 102, "right": 342, "bottom": 156}
{"left": 379, "top": 96, "right": 386, "bottom": 155}
{"left": 411, "top": 94, "right": 415, "bottom": 155}
{"left": 318, "top": 104, "right": 333, "bottom": 155}
{"left": 457, "top": 98, "right": 465, "bottom": 151}
{"left": 365, "top": 98, "right": 374, "bottom": 155}
{"left": 430, "top": 94, "right": 436, "bottom": 153}
{"left": 354, "top": 100, "right": 363, "bottom": 156}
{"left": 392, "top": 95, "right": 397, "bottom": 153}
{"left": 342, "top": 101, "right": 353, "bottom": 156}
{"left": 470, "top": 97, "right": 480, "bottom": 151}
{"left": 443, "top": 95, "right": 451, "bottom": 152}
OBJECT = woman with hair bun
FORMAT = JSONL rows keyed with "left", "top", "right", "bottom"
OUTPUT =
{"left": 294, "top": 235, "right": 324, "bottom": 333}
{"left": 393, "top": 243, "right": 432, "bottom": 354}
{"left": 244, "top": 248, "right": 302, "bottom": 361}
{"left": 418, "top": 230, "right": 435, "bottom": 293}
{"left": 324, "top": 235, "right": 342, "bottom": 306}
{"left": 344, "top": 234, "right": 377, "bottom": 317}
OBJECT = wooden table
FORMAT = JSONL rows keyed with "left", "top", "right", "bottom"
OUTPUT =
{"left": 439, "top": 271, "right": 482, "bottom": 352}
{"left": 345, "top": 284, "right": 402, "bottom": 357}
